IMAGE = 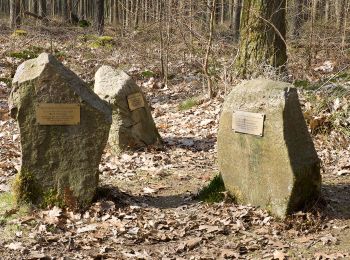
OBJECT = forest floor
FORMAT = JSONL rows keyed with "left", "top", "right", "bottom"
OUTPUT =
{"left": 0, "top": 25, "right": 350, "bottom": 259}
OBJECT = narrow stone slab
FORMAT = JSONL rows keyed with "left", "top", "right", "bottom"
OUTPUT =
{"left": 94, "top": 66, "right": 161, "bottom": 155}
{"left": 218, "top": 79, "right": 321, "bottom": 218}
{"left": 9, "top": 53, "right": 111, "bottom": 208}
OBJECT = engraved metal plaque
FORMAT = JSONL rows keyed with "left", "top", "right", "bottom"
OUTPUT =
{"left": 127, "top": 92, "right": 145, "bottom": 111}
{"left": 36, "top": 103, "right": 80, "bottom": 125}
{"left": 232, "top": 111, "right": 265, "bottom": 136}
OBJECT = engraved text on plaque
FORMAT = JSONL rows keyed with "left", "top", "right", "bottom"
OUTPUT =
{"left": 36, "top": 103, "right": 80, "bottom": 125}
{"left": 232, "top": 111, "right": 265, "bottom": 136}
{"left": 127, "top": 93, "right": 145, "bottom": 111}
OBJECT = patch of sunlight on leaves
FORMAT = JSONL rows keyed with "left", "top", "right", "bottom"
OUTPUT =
{"left": 0, "top": 192, "right": 31, "bottom": 241}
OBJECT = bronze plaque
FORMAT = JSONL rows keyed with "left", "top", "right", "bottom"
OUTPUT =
{"left": 232, "top": 111, "right": 265, "bottom": 136}
{"left": 127, "top": 93, "right": 145, "bottom": 111}
{"left": 36, "top": 103, "right": 80, "bottom": 125}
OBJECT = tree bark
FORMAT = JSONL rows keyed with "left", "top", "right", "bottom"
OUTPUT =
{"left": 235, "top": 0, "right": 287, "bottom": 78}
{"left": 39, "top": 0, "right": 47, "bottom": 20}
{"left": 95, "top": 0, "right": 105, "bottom": 35}
{"left": 9, "top": 0, "right": 21, "bottom": 29}
{"left": 231, "top": 0, "right": 242, "bottom": 41}
{"left": 62, "top": 0, "right": 69, "bottom": 20}
{"left": 204, "top": 0, "right": 216, "bottom": 98}
{"left": 292, "top": 0, "right": 304, "bottom": 38}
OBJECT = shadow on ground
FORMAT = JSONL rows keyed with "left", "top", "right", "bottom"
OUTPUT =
{"left": 164, "top": 136, "right": 216, "bottom": 152}
{"left": 322, "top": 182, "right": 350, "bottom": 219}
{"left": 95, "top": 185, "right": 196, "bottom": 209}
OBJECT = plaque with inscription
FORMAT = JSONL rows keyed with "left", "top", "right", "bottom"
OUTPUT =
{"left": 127, "top": 92, "right": 145, "bottom": 111}
{"left": 36, "top": 103, "right": 80, "bottom": 125}
{"left": 232, "top": 111, "right": 265, "bottom": 136}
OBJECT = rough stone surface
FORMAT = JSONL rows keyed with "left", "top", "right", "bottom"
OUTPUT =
{"left": 94, "top": 66, "right": 161, "bottom": 154}
{"left": 218, "top": 79, "right": 321, "bottom": 218}
{"left": 9, "top": 53, "right": 111, "bottom": 208}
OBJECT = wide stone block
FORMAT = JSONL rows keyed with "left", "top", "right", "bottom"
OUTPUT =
{"left": 218, "top": 79, "right": 321, "bottom": 218}
{"left": 9, "top": 53, "right": 111, "bottom": 208}
{"left": 94, "top": 65, "right": 161, "bottom": 155}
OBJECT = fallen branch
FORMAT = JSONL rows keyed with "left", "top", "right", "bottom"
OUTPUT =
{"left": 24, "top": 11, "right": 44, "bottom": 20}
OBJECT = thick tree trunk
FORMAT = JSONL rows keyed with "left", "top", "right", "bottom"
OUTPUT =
{"left": 235, "top": 0, "right": 287, "bottom": 78}
{"left": 95, "top": 0, "right": 105, "bottom": 35}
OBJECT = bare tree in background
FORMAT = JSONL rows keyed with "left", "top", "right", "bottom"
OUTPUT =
{"left": 95, "top": 0, "right": 104, "bottom": 35}
{"left": 231, "top": 0, "right": 242, "bottom": 41}
{"left": 9, "top": 0, "right": 21, "bottom": 29}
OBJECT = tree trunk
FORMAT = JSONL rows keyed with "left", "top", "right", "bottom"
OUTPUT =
{"left": 324, "top": 0, "right": 329, "bottom": 23}
{"left": 39, "top": 0, "right": 47, "bottom": 19}
{"left": 235, "top": 0, "right": 287, "bottom": 78}
{"left": 67, "top": 0, "right": 73, "bottom": 23}
{"left": 95, "top": 0, "right": 105, "bottom": 35}
{"left": 292, "top": 0, "right": 303, "bottom": 38}
{"left": 9, "top": 0, "right": 21, "bottom": 29}
{"left": 339, "top": 0, "right": 347, "bottom": 33}
{"left": 204, "top": 0, "right": 216, "bottom": 98}
{"left": 231, "top": 0, "right": 242, "bottom": 41}
{"left": 62, "top": 0, "right": 69, "bottom": 20}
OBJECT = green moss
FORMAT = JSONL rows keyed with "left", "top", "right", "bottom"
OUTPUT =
{"left": 88, "top": 35, "right": 114, "bottom": 49}
{"left": 42, "top": 189, "right": 65, "bottom": 208}
{"left": 12, "top": 169, "right": 42, "bottom": 205}
{"left": 141, "top": 70, "right": 156, "bottom": 78}
{"left": 294, "top": 80, "right": 310, "bottom": 88}
{"left": 178, "top": 98, "right": 199, "bottom": 111}
{"left": 7, "top": 46, "right": 43, "bottom": 60}
{"left": 98, "top": 36, "right": 114, "bottom": 43}
{"left": 78, "top": 19, "right": 91, "bottom": 28}
{"left": 11, "top": 29, "right": 27, "bottom": 37}
{"left": 197, "top": 175, "right": 230, "bottom": 203}
{"left": 294, "top": 80, "right": 321, "bottom": 90}
{"left": 13, "top": 170, "right": 66, "bottom": 208}
{"left": 78, "top": 34, "right": 96, "bottom": 42}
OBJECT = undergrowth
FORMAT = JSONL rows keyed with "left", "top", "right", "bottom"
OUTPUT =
{"left": 0, "top": 192, "right": 31, "bottom": 241}
{"left": 197, "top": 175, "right": 231, "bottom": 203}
{"left": 300, "top": 76, "right": 350, "bottom": 139}
{"left": 7, "top": 46, "right": 43, "bottom": 60}
{"left": 178, "top": 97, "right": 199, "bottom": 111}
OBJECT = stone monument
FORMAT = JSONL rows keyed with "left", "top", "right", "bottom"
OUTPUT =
{"left": 218, "top": 79, "right": 321, "bottom": 218}
{"left": 9, "top": 53, "right": 111, "bottom": 208}
{"left": 94, "top": 66, "right": 161, "bottom": 155}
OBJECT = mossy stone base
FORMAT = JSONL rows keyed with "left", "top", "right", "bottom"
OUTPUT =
{"left": 9, "top": 53, "right": 112, "bottom": 208}
{"left": 218, "top": 79, "right": 321, "bottom": 218}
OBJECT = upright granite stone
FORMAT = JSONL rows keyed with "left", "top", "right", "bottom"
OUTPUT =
{"left": 9, "top": 53, "right": 111, "bottom": 208}
{"left": 218, "top": 79, "right": 321, "bottom": 218}
{"left": 94, "top": 66, "right": 161, "bottom": 154}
